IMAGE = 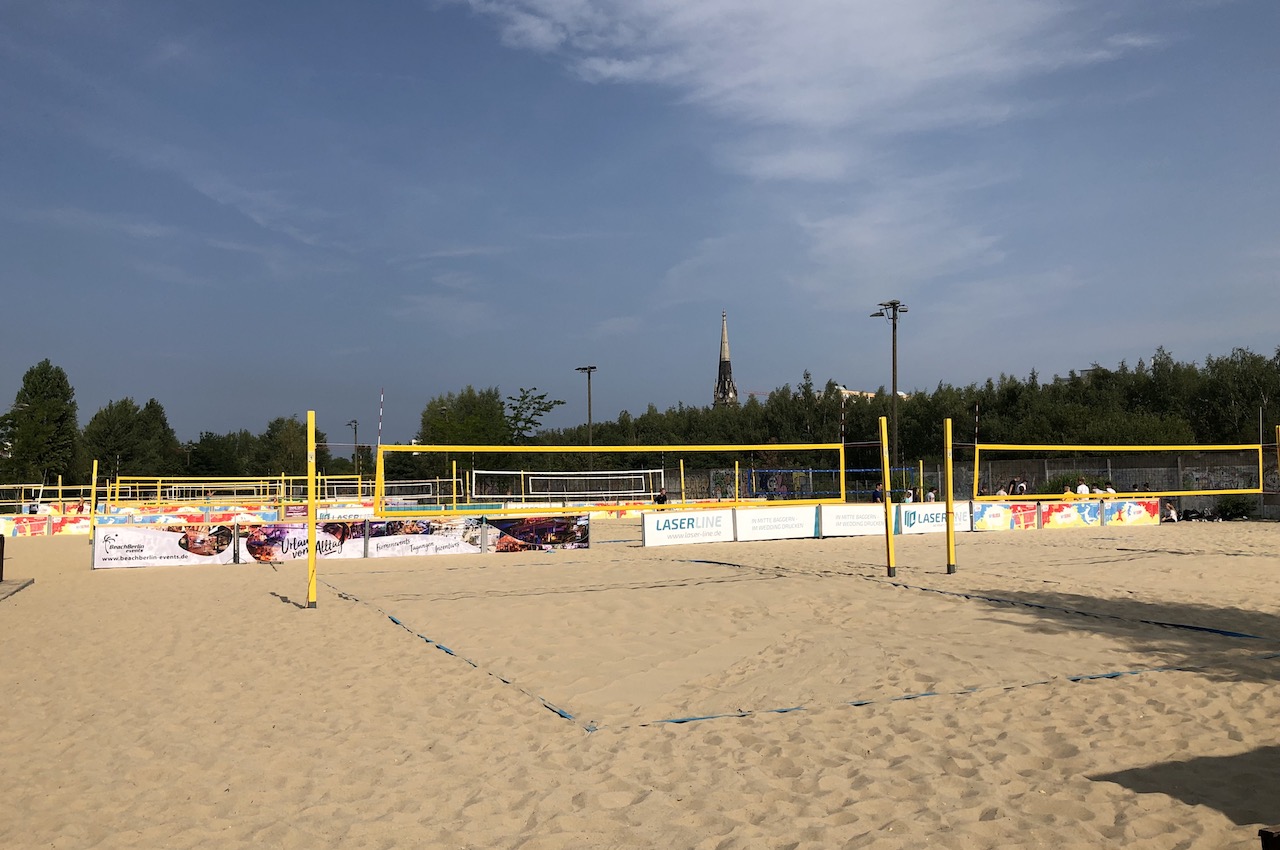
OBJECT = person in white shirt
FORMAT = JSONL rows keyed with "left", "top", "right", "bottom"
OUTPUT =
{"left": 925, "top": 487, "right": 937, "bottom": 502}
{"left": 1075, "top": 477, "right": 1090, "bottom": 495}
{"left": 902, "top": 488, "right": 914, "bottom": 503}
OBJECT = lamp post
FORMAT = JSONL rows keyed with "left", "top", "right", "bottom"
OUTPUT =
{"left": 575, "top": 366, "right": 597, "bottom": 446}
{"left": 347, "top": 419, "right": 359, "bottom": 477}
{"left": 870, "top": 300, "right": 907, "bottom": 484}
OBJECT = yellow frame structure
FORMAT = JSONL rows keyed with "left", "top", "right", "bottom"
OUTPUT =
{"left": 971, "top": 442, "right": 1264, "bottom": 500}
{"left": 374, "top": 442, "right": 847, "bottom": 518}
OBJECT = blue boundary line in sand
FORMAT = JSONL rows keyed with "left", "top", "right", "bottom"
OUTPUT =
{"left": 320, "top": 556, "right": 1280, "bottom": 733}
{"left": 867, "top": 577, "right": 1280, "bottom": 643}
{"left": 692, "top": 557, "right": 1280, "bottom": 644}
{"left": 323, "top": 579, "right": 600, "bottom": 733}
{"left": 635, "top": 651, "right": 1280, "bottom": 728}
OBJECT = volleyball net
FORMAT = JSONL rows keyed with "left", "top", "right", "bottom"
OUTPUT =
{"left": 373, "top": 441, "right": 848, "bottom": 518}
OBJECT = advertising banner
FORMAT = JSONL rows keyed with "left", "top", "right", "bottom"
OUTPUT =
{"left": 486, "top": 515, "right": 590, "bottom": 552}
{"left": 1, "top": 515, "right": 51, "bottom": 537}
{"left": 817, "top": 504, "right": 886, "bottom": 537}
{"left": 93, "top": 526, "right": 237, "bottom": 568}
{"left": 1041, "top": 500, "right": 1102, "bottom": 529}
{"left": 972, "top": 502, "right": 1037, "bottom": 531}
{"left": 733, "top": 506, "right": 819, "bottom": 542}
{"left": 1102, "top": 499, "right": 1160, "bottom": 526}
{"left": 896, "top": 502, "right": 974, "bottom": 535}
{"left": 239, "top": 523, "right": 355, "bottom": 562}
{"left": 366, "top": 517, "right": 483, "bottom": 557}
{"left": 642, "top": 509, "right": 735, "bottom": 547}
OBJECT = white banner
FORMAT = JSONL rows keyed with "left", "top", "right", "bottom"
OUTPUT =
{"left": 93, "top": 526, "right": 236, "bottom": 569}
{"left": 733, "top": 506, "right": 819, "bottom": 542}
{"left": 818, "top": 504, "right": 886, "bottom": 537}
{"left": 897, "top": 502, "right": 973, "bottom": 535}
{"left": 368, "top": 534, "right": 481, "bottom": 558}
{"left": 641, "top": 509, "right": 735, "bottom": 547}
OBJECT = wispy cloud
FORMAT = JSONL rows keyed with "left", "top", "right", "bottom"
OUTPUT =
{"left": 465, "top": 0, "right": 1159, "bottom": 181}
{"left": 17, "top": 206, "right": 181, "bottom": 240}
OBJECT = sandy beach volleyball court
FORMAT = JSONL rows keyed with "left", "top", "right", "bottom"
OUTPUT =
{"left": 2, "top": 519, "right": 1278, "bottom": 848}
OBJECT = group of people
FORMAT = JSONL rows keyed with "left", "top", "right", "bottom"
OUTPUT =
{"left": 1064, "top": 477, "right": 1117, "bottom": 496}
{"left": 871, "top": 484, "right": 937, "bottom": 503}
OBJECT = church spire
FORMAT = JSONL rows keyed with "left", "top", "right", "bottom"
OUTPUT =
{"left": 713, "top": 311, "right": 738, "bottom": 407}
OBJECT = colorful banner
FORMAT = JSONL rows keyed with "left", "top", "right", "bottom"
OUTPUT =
{"left": 1041, "top": 500, "right": 1102, "bottom": 529}
{"left": 1103, "top": 499, "right": 1160, "bottom": 526}
{"left": 93, "top": 526, "right": 237, "bottom": 568}
{"left": 486, "top": 515, "right": 590, "bottom": 552}
{"left": 972, "top": 502, "right": 1038, "bottom": 531}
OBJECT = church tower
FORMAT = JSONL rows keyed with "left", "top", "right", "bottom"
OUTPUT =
{"left": 713, "top": 311, "right": 738, "bottom": 407}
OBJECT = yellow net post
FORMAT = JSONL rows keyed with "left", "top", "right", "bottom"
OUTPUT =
{"left": 306, "top": 410, "right": 317, "bottom": 609}
{"left": 944, "top": 418, "right": 956, "bottom": 574}
{"left": 879, "top": 416, "right": 896, "bottom": 578}
{"left": 839, "top": 443, "right": 847, "bottom": 502}
{"left": 679, "top": 459, "right": 685, "bottom": 504}
{"left": 734, "top": 461, "right": 740, "bottom": 501}
{"left": 88, "top": 460, "right": 99, "bottom": 546}
{"left": 452, "top": 460, "right": 458, "bottom": 510}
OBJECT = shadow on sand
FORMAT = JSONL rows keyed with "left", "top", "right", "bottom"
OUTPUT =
{"left": 1092, "top": 744, "right": 1280, "bottom": 826}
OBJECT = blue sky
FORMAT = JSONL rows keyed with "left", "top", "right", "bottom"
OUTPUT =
{"left": 2, "top": 0, "right": 1277, "bottom": 445}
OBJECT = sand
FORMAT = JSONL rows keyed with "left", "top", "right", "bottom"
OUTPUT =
{"left": 1, "top": 519, "right": 1278, "bottom": 849}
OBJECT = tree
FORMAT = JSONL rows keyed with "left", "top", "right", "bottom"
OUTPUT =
{"left": 82, "top": 398, "right": 143, "bottom": 479}
{"left": 81, "top": 397, "right": 185, "bottom": 478}
{"left": 1, "top": 359, "right": 79, "bottom": 484}
{"left": 505, "top": 387, "right": 565, "bottom": 443}
{"left": 255, "top": 417, "right": 330, "bottom": 476}
{"left": 136, "top": 399, "right": 184, "bottom": 475}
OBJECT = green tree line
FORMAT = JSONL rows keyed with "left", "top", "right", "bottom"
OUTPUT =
{"left": 3, "top": 347, "right": 1278, "bottom": 485}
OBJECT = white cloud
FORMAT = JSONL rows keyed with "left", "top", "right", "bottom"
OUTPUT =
{"left": 465, "top": 0, "right": 1146, "bottom": 141}
{"left": 18, "top": 206, "right": 181, "bottom": 240}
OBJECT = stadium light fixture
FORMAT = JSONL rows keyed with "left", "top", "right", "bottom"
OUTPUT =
{"left": 870, "top": 300, "right": 907, "bottom": 479}
{"left": 575, "top": 366, "right": 597, "bottom": 446}
{"left": 347, "top": 419, "right": 359, "bottom": 476}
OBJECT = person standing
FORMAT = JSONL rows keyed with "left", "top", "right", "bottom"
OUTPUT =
{"left": 654, "top": 487, "right": 668, "bottom": 505}
{"left": 872, "top": 482, "right": 884, "bottom": 503}
{"left": 925, "top": 487, "right": 937, "bottom": 502}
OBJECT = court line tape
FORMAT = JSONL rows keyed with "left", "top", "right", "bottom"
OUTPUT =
{"left": 635, "top": 652, "right": 1280, "bottom": 728}
{"left": 687, "top": 557, "right": 1280, "bottom": 644}
{"left": 324, "top": 580, "right": 599, "bottom": 733}
{"left": 866, "top": 578, "right": 1279, "bottom": 643}
{"left": 322, "top": 559, "right": 1280, "bottom": 733}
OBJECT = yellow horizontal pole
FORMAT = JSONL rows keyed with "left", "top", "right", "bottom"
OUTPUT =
{"left": 974, "top": 486, "right": 1262, "bottom": 500}
{"left": 382, "top": 496, "right": 843, "bottom": 520}
{"left": 380, "top": 442, "right": 841, "bottom": 454}
{"left": 975, "top": 442, "right": 1261, "bottom": 452}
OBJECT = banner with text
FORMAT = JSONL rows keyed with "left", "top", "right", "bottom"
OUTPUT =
{"left": 93, "top": 526, "right": 237, "bottom": 568}
{"left": 817, "top": 504, "right": 886, "bottom": 537}
{"left": 733, "top": 506, "right": 819, "bottom": 542}
{"left": 642, "top": 509, "right": 735, "bottom": 547}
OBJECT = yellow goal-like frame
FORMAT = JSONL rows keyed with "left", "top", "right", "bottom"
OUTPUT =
{"left": 971, "top": 442, "right": 1264, "bottom": 500}
{"left": 373, "top": 442, "right": 847, "bottom": 518}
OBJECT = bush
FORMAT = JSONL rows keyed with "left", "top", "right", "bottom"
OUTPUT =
{"left": 1214, "top": 494, "right": 1254, "bottom": 520}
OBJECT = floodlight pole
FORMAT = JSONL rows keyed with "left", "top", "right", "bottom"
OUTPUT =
{"left": 871, "top": 300, "right": 907, "bottom": 484}
{"left": 575, "top": 366, "right": 597, "bottom": 446}
{"left": 347, "top": 419, "right": 359, "bottom": 477}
